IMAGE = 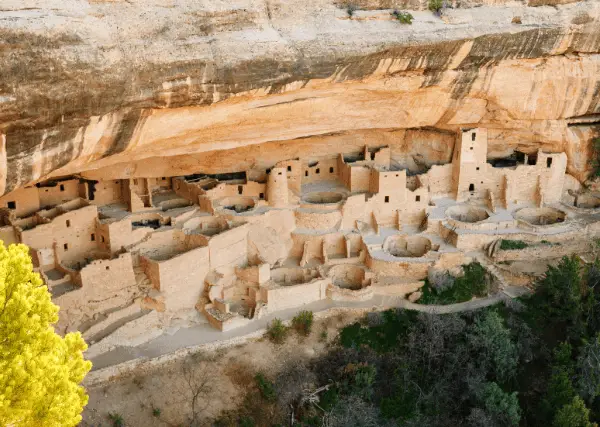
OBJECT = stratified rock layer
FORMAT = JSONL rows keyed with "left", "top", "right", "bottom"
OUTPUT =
{"left": 0, "top": 0, "right": 599, "bottom": 194}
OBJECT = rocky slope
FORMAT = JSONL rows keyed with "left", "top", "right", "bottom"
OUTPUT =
{"left": 0, "top": 0, "right": 599, "bottom": 194}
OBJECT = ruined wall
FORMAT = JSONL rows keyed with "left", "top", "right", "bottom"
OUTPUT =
{"left": 20, "top": 204, "right": 99, "bottom": 264}
{"left": 78, "top": 253, "right": 136, "bottom": 291}
{"left": 261, "top": 278, "right": 330, "bottom": 312}
{"left": 208, "top": 224, "right": 249, "bottom": 271}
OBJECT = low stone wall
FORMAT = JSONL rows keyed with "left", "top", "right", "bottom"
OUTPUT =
{"left": 366, "top": 253, "right": 431, "bottom": 280}
{"left": 327, "top": 284, "right": 373, "bottom": 301}
{"left": 294, "top": 209, "right": 342, "bottom": 230}
{"left": 260, "top": 278, "right": 330, "bottom": 312}
{"left": 494, "top": 241, "right": 594, "bottom": 262}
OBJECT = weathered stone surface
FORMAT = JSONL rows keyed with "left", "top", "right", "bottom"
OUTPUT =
{"left": 0, "top": 0, "right": 599, "bottom": 194}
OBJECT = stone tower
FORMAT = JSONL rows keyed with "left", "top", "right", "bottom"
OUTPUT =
{"left": 267, "top": 167, "right": 289, "bottom": 207}
{"left": 452, "top": 128, "right": 488, "bottom": 202}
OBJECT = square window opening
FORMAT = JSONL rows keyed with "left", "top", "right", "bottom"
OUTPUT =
{"left": 7, "top": 201, "right": 16, "bottom": 210}
{"left": 469, "top": 184, "right": 475, "bottom": 192}
{"left": 105, "top": 266, "right": 110, "bottom": 270}
{"left": 416, "top": 195, "right": 421, "bottom": 202}
{"left": 259, "top": 193, "right": 264, "bottom": 200}
{"left": 384, "top": 196, "right": 389, "bottom": 203}
{"left": 329, "top": 167, "right": 334, "bottom": 173}
{"left": 316, "top": 168, "right": 320, "bottom": 174}
{"left": 547, "top": 158, "right": 553, "bottom": 168}
{"left": 476, "top": 167, "right": 480, "bottom": 171}
{"left": 66, "top": 220, "right": 71, "bottom": 227}
{"left": 287, "top": 166, "right": 292, "bottom": 172}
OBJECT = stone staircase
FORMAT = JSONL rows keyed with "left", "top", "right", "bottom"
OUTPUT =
{"left": 83, "top": 302, "right": 150, "bottom": 345}
{"left": 473, "top": 253, "right": 510, "bottom": 291}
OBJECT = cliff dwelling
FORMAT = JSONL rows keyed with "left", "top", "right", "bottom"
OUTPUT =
{"left": 2, "top": 126, "right": 600, "bottom": 359}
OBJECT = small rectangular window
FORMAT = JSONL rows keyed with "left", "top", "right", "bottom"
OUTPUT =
{"left": 162, "top": 177, "right": 166, "bottom": 181}
{"left": 416, "top": 195, "right": 421, "bottom": 202}
{"left": 259, "top": 193, "right": 264, "bottom": 200}
{"left": 91, "top": 233, "right": 95, "bottom": 241}
{"left": 316, "top": 168, "right": 320, "bottom": 174}
{"left": 60, "top": 184, "right": 65, "bottom": 191}
{"left": 305, "top": 171, "right": 308, "bottom": 177}
{"left": 330, "top": 167, "right": 334, "bottom": 173}
{"left": 476, "top": 167, "right": 480, "bottom": 171}
{"left": 278, "top": 172, "right": 282, "bottom": 175}
{"left": 7, "top": 201, "right": 16, "bottom": 210}
{"left": 63, "top": 243, "right": 68, "bottom": 251}
{"left": 238, "top": 185, "right": 243, "bottom": 195}
{"left": 472, "top": 133, "right": 476, "bottom": 141}
{"left": 547, "top": 158, "right": 553, "bottom": 168}
{"left": 101, "top": 236, "right": 105, "bottom": 243}
{"left": 470, "top": 147, "right": 474, "bottom": 150}
{"left": 384, "top": 196, "right": 389, "bottom": 203}
{"left": 66, "top": 220, "right": 71, "bottom": 227}
{"left": 469, "top": 184, "right": 475, "bottom": 192}
{"left": 287, "top": 166, "right": 292, "bottom": 172}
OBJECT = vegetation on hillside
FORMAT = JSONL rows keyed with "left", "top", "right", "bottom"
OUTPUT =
{"left": 500, "top": 239, "right": 529, "bottom": 250}
{"left": 420, "top": 261, "right": 489, "bottom": 304}
{"left": 0, "top": 242, "right": 92, "bottom": 426}
{"left": 214, "top": 255, "right": 600, "bottom": 426}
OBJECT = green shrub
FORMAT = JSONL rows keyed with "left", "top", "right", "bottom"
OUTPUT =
{"left": 108, "top": 412, "right": 124, "bottom": 427}
{"left": 419, "top": 262, "right": 488, "bottom": 304}
{"left": 239, "top": 416, "right": 256, "bottom": 427}
{"left": 255, "top": 373, "right": 277, "bottom": 402}
{"left": 500, "top": 239, "right": 528, "bottom": 250}
{"left": 428, "top": 0, "right": 443, "bottom": 13}
{"left": 292, "top": 310, "right": 314, "bottom": 336}
{"left": 391, "top": 10, "right": 413, "bottom": 24}
{"left": 152, "top": 406, "right": 161, "bottom": 417}
{"left": 320, "top": 329, "right": 328, "bottom": 342}
{"left": 266, "top": 318, "right": 288, "bottom": 344}
{"left": 346, "top": 3, "right": 358, "bottom": 18}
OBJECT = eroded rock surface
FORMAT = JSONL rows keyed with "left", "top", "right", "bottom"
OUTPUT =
{"left": 0, "top": 0, "right": 599, "bottom": 194}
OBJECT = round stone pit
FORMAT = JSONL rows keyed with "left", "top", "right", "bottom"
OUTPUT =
{"left": 383, "top": 235, "right": 432, "bottom": 258}
{"left": 446, "top": 205, "right": 490, "bottom": 223}
{"left": 514, "top": 207, "right": 566, "bottom": 226}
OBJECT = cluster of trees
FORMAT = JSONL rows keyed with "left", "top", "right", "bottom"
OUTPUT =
{"left": 220, "top": 255, "right": 600, "bottom": 426}
{"left": 0, "top": 243, "right": 91, "bottom": 427}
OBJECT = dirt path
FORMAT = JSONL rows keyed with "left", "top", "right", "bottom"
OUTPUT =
{"left": 88, "top": 291, "right": 511, "bottom": 373}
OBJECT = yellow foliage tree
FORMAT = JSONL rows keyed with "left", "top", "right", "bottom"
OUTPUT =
{"left": 0, "top": 242, "right": 92, "bottom": 426}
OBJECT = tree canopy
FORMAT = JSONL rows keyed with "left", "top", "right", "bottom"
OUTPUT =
{"left": 0, "top": 243, "right": 92, "bottom": 426}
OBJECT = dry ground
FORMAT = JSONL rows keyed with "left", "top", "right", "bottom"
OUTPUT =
{"left": 81, "top": 312, "right": 363, "bottom": 427}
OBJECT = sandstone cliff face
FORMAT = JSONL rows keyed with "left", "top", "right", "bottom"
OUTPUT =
{"left": 0, "top": 0, "right": 599, "bottom": 194}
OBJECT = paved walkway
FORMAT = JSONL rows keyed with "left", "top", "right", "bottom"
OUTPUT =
{"left": 90, "top": 291, "right": 508, "bottom": 371}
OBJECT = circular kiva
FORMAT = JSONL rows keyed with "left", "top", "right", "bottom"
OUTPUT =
{"left": 302, "top": 191, "right": 345, "bottom": 205}
{"left": 514, "top": 207, "right": 566, "bottom": 226}
{"left": 445, "top": 205, "right": 490, "bottom": 223}
{"left": 383, "top": 235, "right": 432, "bottom": 258}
